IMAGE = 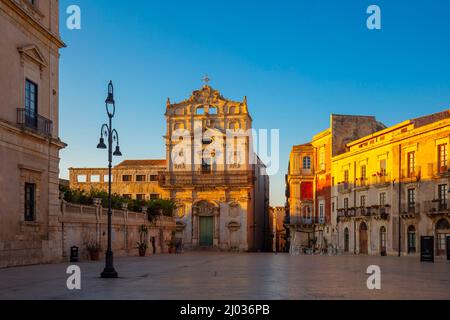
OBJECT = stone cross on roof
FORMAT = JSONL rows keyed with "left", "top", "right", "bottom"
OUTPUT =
{"left": 202, "top": 74, "right": 211, "bottom": 85}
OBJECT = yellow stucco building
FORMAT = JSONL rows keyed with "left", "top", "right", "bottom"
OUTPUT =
{"left": 332, "top": 110, "right": 450, "bottom": 257}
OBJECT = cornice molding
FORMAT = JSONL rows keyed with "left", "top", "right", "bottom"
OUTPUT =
{"left": 2, "top": 0, "right": 66, "bottom": 48}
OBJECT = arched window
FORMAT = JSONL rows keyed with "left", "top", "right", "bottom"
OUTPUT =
{"left": 303, "top": 156, "right": 311, "bottom": 169}
{"left": 229, "top": 121, "right": 240, "bottom": 131}
{"left": 174, "top": 122, "right": 184, "bottom": 130}
{"left": 196, "top": 107, "right": 205, "bottom": 115}
{"left": 209, "top": 106, "right": 217, "bottom": 115}
{"left": 359, "top": 222, "right": 368, "bottom": 254}
{"left": 436, "top": 219, "right": 450, "bottom": 256}
{"left": 302, "top": 206, "right": 311, "bottom": 219}
{"left": 407, "top": 225, "right": 416, "bottom": 254}
{"left": 380, "top": 226, "right": 387, "bottom": 256}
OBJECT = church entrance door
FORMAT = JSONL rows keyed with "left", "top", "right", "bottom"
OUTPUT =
{"left": 199, "top": 216, "right": 214, "bottom": 247}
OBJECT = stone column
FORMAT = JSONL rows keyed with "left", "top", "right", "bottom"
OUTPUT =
{"left": 213, "top": 207, "right": 220, "bottom": 247}
{"left": 192, "top": 207, "right": 198, "bottom": 246}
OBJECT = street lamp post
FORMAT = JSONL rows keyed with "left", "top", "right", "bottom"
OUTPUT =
{"left": 98, "top": 81, "right": 122, "bottom": 279}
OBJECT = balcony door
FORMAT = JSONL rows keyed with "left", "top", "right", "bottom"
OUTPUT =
{"left": 25, "top": 79, "right": 38, "bottom": 128}
{"left": 380, "top": 226, "right": 387, "bottom": 256}
{"left": 344, "top": 228, "right": 349, "bottom": 253}
{"left": 359, "top": 222, "right": 368, "bottom": 254}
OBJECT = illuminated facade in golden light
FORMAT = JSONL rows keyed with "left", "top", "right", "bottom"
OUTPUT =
{"left": 332, "top": 110, "right": 450, "bottom": 257}
{"left": 162, "top": 85, "right": 270, "bottom": 252}
{"left": 286, "top": 115, "right": 385, "bottom": 254}
{"left": 69, "top": 160, "right": 168, "bottom": 201}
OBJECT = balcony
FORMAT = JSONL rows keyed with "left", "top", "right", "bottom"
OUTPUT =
{"left": 373, "top": 205, "right": 390, "bottom": 220}
{"left": 400, "top": 203, "right": 420, "bottom": 219}
{"left": 424, "top": 200, "right": 449, "bottom": 217}
{"left": 401, "top": 168, "right": 421, "bottom": 183}
{"left": 356, "top": 207, "right": 372, "bottom": 217}
{"left": 290, "top": 216, "right": 326, "bottom": 227}
{"left": 355, "top": 178, "right": 369, "bottom": 190}
{"left": 337, "top": 182, "right": 352, "bottom": 194}
{"left": 337, "top": 208, "right": 355, "bottom": 221}
{"left": 17, "top": 108, "right": 52, "bottom": 137}
{"left": 371, "top": 173, "right": 391, "bottom": 188}
{"left": 426, "top": 162, "right": 450, "bottom": 178}
{"left": 159, "top": 170, "right": 254, "bottom": 188}
{"left": 290, "top": 215, "right": 312, "bottom": 226}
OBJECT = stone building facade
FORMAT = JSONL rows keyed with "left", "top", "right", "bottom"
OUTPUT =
{"left": 286, "top": 115, "right": 385, "bottom": 254}
{"left": 270, "top": 206, "right": 287, "bottom": 252}
{"left": 69, "top": 160, "right": 169, "bottom": 201}
{"left": 0, "top": 0, "right": 66, "bottom": 267}
{"left": 162, "top": 85, "right": 270, "bottom": 252}
{"left": 332, "top": 110, "right": 450, "bottom": 257}
{"left": 60, "top": 200, "right": 175, "bottom": 261}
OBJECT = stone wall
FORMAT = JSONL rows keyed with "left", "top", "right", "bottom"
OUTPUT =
{"left": 60, "top": 201, "right": 176, "bottom": 261}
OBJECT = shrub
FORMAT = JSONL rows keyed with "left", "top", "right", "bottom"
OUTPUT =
{"left": 60, "top": 187, "right": 175, "bottom": 216}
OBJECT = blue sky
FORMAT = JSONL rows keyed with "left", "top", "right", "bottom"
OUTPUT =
{"left": 59, "top": 0, "right": 450, "bottom": 206}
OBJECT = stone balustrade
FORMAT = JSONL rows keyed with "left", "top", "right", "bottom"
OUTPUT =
{"left": 60, "top": 200, "right": 176, "bottom": 261}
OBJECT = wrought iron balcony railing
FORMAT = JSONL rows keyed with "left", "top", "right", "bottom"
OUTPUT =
{"left": 424, "top": 200, "right": 449, "bottom": 216}
{"left": 355, "top": 178, "right": 369, "bottom": 190}
{"left": 373, "top": 205, "right": 390, "bottom": 220}
{"left": 337, "top": 182, "right": 352, "bottom": 193}
{"left": 400, "top": 203, "right": 420, "bottom": 216}
{"left": 426, "top": 162, "right": 450, "bottom": 177}
{"left": 17, "top": 108, "right": 52, "bottom": 137}
{"left": 289, "top": 216, "right": 326, "bottom": 226}
{"left": 401, "top": 168, "right": 421, "bottom": 183}
{"left": 337, "top": 208, "right": 355, "bottom": 218}
{"left": 371, "top": 173, "right": 391, "bottom": 187}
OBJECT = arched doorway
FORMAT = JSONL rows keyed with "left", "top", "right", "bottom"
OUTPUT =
{"left": 380, "top": 226, "right": 387, "bottom": 256}
{"left": 359, "top": 222, "right": 368, "bottom": 254}
{"left": 436, "top": 219, "right": 450, "bottom": 256}
{"left": 344, "top": 228, "right": 349, "bottom": 253}
{"left": 407, "top": 225, "right": 416, "bottom": 254}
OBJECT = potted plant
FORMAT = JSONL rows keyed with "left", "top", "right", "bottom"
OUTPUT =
{"left": 166, "top": 232, "right": 177, "bottom": 254}
{"left": 136, "top": 242, "right": 148, "bottom": 257}
{"left": 86, "top": 241, "right": 101, "bottom": 261}
{"left": 166, "top": 240, "right": 175, "bottom": 254}
{"left": 136, "top": 224, "right": 148, "bottom": 256}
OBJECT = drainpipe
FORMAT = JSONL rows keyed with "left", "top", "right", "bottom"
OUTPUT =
{"left": 398, "top": 144, "right": 402, "bottom": 257}
{"left": 253, "top": 165, "right": 257, "bottom": 251}
{"left": 353, "top": 161, "right": 357, "bottom": 255}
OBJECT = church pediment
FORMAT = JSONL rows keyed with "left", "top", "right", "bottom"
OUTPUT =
{"left": 168, "top": 85, "right": 245, "bottom": 108}
{"left": 18, "top": 45, "right": 48, "bottom": 69}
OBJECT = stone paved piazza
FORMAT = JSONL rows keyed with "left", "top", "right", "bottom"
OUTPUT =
{"left": 0, "top": 253, "right": 449, "bottom": 300}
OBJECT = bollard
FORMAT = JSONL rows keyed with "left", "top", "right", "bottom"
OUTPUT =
{"left": 70, "top": 246, "right": 79, "bottom": 263}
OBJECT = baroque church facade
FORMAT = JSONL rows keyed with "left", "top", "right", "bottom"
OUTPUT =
{"left": 161, "top": 85, "right": 269, "bottom": 251}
